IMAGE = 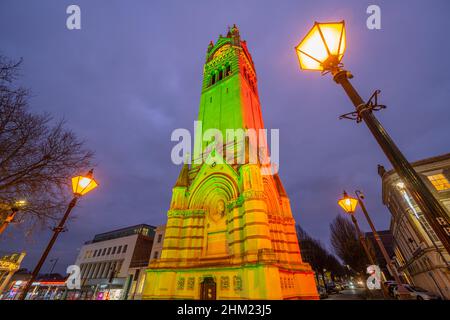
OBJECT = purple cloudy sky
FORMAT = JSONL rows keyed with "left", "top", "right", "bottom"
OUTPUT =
{"left": 1, "top": 0, "right": 449, "bottom": 274}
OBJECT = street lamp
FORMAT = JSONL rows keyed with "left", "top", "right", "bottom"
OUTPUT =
{"left": 337, "top": 191, "right": 376, "bottom": 267}
{"left": 0, "top": 199, "right": 27, "bottom": 235}
{"left": 338, "top": 190, "right": 410, "bottom": 299}
{"left": 19, "top": 169, "right": 98, "bottom": 300}
{"left": 295, "top": 21, "right": 450, "bottom": 256}
{"left": 337, "top": 191, "right": 358, "bottom": 214}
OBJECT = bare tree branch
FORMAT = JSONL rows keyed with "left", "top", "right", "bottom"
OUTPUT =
{"left": 0, "top": 55, "right": 94, "bottom": 235}
{"left": 330, "top": 215, "right": 369, "bottom": 273}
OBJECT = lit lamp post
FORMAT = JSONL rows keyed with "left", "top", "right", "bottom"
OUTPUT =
{"left": 0, "top": 200, "right": 27, "bottom": 235}
{"left": 338, "top": 191, "right": 410, "bottom": 299}
{"left": 295, "top": 21, "right": 450, "bottom": 256}
{"left": 19, "top": 169, "right": 98, "bottom": 300}
{"left": 337, "top": 191, "right": 376, "bottom": 266}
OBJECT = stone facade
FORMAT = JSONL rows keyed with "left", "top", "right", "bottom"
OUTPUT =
{"left": 380, "top": 153, "right": 450, "bottom": 299}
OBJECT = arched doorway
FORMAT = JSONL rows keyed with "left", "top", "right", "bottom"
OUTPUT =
{"left": 200, "top": 277, "right": 216, "bottom": 300}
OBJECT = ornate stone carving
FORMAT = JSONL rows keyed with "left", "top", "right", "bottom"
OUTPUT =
{"left": 167, "top": 209, "right": 206, "bottom": 217}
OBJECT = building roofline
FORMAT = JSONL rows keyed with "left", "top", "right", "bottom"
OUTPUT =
{"left": 383, "top": 153, "right": 450, "bottom": 178}
{"left": 94, "top": 223, "right": 156, "bottom": 237}
{"left": 380, "top": 152, "right": 450, "bottom": 205}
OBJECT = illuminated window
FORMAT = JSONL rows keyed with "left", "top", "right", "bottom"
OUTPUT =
{"left": 428, "top": 174, "right": 450, "bottom": 191}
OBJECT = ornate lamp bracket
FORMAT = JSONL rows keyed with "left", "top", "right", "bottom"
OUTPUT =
{"left": 339, "top": 89, "right": 386, "bottom": 123}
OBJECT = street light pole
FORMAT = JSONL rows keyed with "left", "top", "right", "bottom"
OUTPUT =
{"left": 354, "top": 191, "right": 406, "bottom": 289}
{"left": 295, "top": 21, "right": 450, "bottom": 257}
{"left": 333, "top": 69, "right": 450, "bottom": 256}
{"left": 349, "top": 214, "right": 376, "bottom": 266}
{"left": 0, "top": 207, "right": 19, "bottom": 235}
{"left": 49, "top": 258, "right": 59, "bottom": 275}
{"left": 18, "top": 168, "right": 98, "bottom": 300}
{"left": 18, "top": 197, "right": 78, "bottom": 300}
{"left": 0, "top": 200, "right": 27, "bottom": 235}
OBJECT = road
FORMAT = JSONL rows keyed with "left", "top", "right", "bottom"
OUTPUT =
{"left": 324, "top": 288, "right": 367, "bottom": 300}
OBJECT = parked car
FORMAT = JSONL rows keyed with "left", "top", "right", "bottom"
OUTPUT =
{"left": 384, "top": 281, "right": 398, "bottom": 297}
{"left": 325, "top": 282, "right": 340, "bottom": 294}
{"left": 317, "top": 286, "right": 328, "bottom": 299}
{"left": 393, "top": 284, "right": 441, "bottom": 300}
{"left": 335, "top": 283, "right": 344, "bottom": 291}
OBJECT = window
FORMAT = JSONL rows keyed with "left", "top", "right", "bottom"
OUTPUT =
{"left": 218, "top": 70, "right": 223, "bottom": 81}
{"left": 123, "top": 245, "right": 128, "bottom": 253}
{"left": 93, "top": 250, "right": 98, "bottom": 257}
{"left": 177, "top": 277, "right": 185, "bottom": 290}
{"left": 211, "top": 73, "right": 216, "bottom": 85}
{"left": 117, "top": 246, "right": 122, "bottom": 254}
{"left": 112, "top": 247, "right": 116, "bottom": 254}
{"left": 225, "top": 65, "right": 231, "bottom": 76}
{"left": 107, "top": 247, "right": 111, "bottom": 255}
{"left": 153, "top": 251, "right": 159, "bottom": 259}
{"left": 102, "top": 248, "right": 106, "bottom": 256}
{"left": 157, "top": 234, "right": 162, "bottom": 243}
{"left": 428, "top": 174, "right": 450, "bottom": 191}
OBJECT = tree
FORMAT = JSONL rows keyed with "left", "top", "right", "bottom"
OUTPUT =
{"left": 330, "top": 215, "right": 369, "bottom": 273}
{"left": 0, "top": 55, "right": 93, "bottom": 234}
{"left": 296, "top": 225, "right": 347, "bottom": 284}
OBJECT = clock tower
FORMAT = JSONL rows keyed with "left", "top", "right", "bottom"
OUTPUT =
{"left": 142, "top": 25, "right": 318, "bottom": 300}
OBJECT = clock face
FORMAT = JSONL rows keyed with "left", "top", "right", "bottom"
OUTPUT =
{"left": 213, "top": 45, "right": 230, "bottom": 59}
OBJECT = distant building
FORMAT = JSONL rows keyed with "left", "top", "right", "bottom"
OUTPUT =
{"left": 365, "top": 230, "right": 395, "bottom": 278}
{"left": 149, "top": 225, "right": 166, "bottom": 261}
{"left": 74, "top": 224, "right": 156, "bottom": 300}
{"left": 0, "top": 252, "right": 26, "bottom": 296}
{"left": 127, "top": 225, "right": 166, "bottom": 300}
{"left": 380, "top": 153, "right": 450, "bottom": 299}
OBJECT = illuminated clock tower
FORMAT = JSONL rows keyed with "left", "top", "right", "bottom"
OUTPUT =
{"left": 142, "top": 25, "right": 318, "bottom": 300}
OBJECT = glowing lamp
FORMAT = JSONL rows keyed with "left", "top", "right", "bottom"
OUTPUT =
{"left": 14, "top": 200, "right": 27, "bottom": 208}
{"left": 10, "top": 199, "right": 27, "bottom": 213}
{"left": 72, "top": 169, "right": 98, "bottom": 196}
{"left": 295, "top": 21, "right": 346, "bottom": 71}
{"left": 338, "top": 191, "right": 358, "bottom": 214}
